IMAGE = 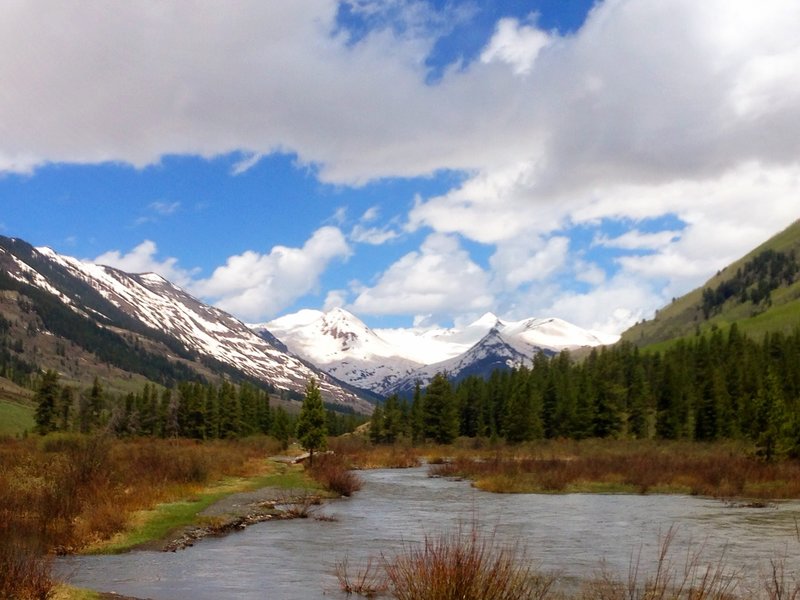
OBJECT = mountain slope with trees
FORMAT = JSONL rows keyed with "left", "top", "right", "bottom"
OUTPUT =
{"left": 0, "top": 236, "right": 371, "bottom": 413}
{"left": 622, "top": 220, "right": 800, "bottom": 348}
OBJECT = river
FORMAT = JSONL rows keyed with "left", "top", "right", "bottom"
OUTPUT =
{"left": 58, "top": 466, "right": 800, "bottom": 599}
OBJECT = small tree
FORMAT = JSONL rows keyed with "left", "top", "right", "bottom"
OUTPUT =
{"left": 296, "top": 378, "right": 328, "bottom": 465}
{"left": 34, "top": 370, "right": 60, "bottom": 435}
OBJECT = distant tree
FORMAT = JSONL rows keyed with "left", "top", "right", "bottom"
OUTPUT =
{"left": 271, "top": 406, "right": 291, "bottom": 450}
{"left": 369, "top": 403, "right": 385, "bottom": 444}
{"left": 423, "top": 373, "right": 458, "bottom": 445}
{"left": 296, "top": 379, "right": 328, "bottom": 465}
{"left": 34, "top": 370, "right": 60, "bottom": 434}
{"left": 410, "top": 381, "right": 424, "bottom": 444}
{"left": 57, "top": 385, "right": 74, "bottom": 431}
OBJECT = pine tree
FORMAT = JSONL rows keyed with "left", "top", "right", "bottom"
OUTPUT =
{"left": 410, "top": 381, "right": 424, "bottom": 444}
{"left": 272, "top": 406, "right": 291, "bottom": 450}
{"left": 34, "top": 370, "right": 60, "bottom": 435}
{"left": 423, "top": 373, "right": 458, "bottom": 445}
{"left": 57, "top": 385, "right": 73, "bottom": 431}
{"left": 296, "top": 378, "right": 328, "bottom": 464}
{"left": 369, "top": 404, "right": 385, "bottom": 444}
{"left": 754, "top": 369, "right": 786, "bottom": 461}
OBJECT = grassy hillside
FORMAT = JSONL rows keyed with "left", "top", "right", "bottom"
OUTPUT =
{"left": 622, "top": 219, "right": 800, "bottom": 347}
{"left": 0, "top": 378, "right": 34, "bottom": 436}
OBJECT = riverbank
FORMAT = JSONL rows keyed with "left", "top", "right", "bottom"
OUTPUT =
{"left": 86, "top": 460, "right": 325, "bottom": 554}
{"left": 328, "top": 437, "right": 800, "bottom": 498}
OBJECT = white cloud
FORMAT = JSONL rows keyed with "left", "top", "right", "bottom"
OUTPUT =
{"left": 349, "top": 224, "right": 401, "bottom": 245}
{"left": 594, "top": 229, "right": 682, "bottom": 251}
{"left": 574, "top": 260, "right": 606, "bottom": 286}
{"left": 520, "top": 273, "right": 666, "bottom": 335}
{"left": 323, "top": 289, "right": 349, "bottom": 311}
{"left": 490, "top": 235, "right": 569, "bottom": 289}
{"left": 480, "top": 17, "right": 552, "bottom": 75}
{"left": 3, "top": 0, "right": 800, "bottom": 331}
{"left": 194, "top": 226, "right": 351, "bottom": 321}
{"left": 94, "top": 240, "right": 195, "bottom": 287}
{"left": 350, "top": 233, "right": 493, "bottom": 319}
{"left": 349, "top": 205, "right": 401, "bottom": 245}
{"left": 230, "top": 153, "right": 263, "bottom": 175}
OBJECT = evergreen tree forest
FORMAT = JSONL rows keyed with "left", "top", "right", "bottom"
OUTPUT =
{"left": 371, "top": 324, "right": 800, "bottom": 459}
{"left": 31, "top": 374, "right": 365, "bottom": 442}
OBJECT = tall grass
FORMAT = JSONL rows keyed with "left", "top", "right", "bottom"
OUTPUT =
{"left": 337, "top": 524, "right": 799, "bottom": 599}
{"left": 0, "top": 434, "right": 280, "bottom": 551}
{"left": 328, "top": 437, "right": 422, "bottom": 469}
{"left": 427, "top": 440, "right": 800, "bottom": 498}
{"left": 384, "top": 527, "right": 555, "bottom": 600}
{"left": 0, "top": 527, "right": 55, "bottom": 600}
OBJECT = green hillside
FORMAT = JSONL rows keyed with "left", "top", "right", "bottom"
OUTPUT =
{"left": 0, "top": 378, "right": 34, "bottom": 436}
{"left": 622, "top": 219, "right": 800, "bottom": 348}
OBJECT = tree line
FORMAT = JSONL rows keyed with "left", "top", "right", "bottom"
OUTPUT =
{"left": 32, "top": 373, "right": 365, "bottom": 444}
{"left": 701, "top": 248, "right": 799, "bottom": 318}
{"left": 371, "top": 323, "right": 800, "bottom": 459}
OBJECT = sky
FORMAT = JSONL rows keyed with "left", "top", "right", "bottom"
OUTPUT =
{"left": 2, "top": 0, "right": 799, "bottom": 335}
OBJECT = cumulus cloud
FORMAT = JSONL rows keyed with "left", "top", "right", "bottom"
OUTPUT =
{"left": 94, "top": 240, "right": 195, "bottom": 287}
{"left": 480, "top": 17, "right": 552, "bottom": 74}
{"left": 490, "top": 235, "right": 570, "bottom": 289}
{"left": 517, "top": 273, "right": 666, "bottom": 335}
{"left": 4, "top": 0, "right": 800, "bottom": 331}
{"left": 193, "top": 226, "right": 351, "bottom": 321}
{"left": 348, "top": 205, "right": 402, "bottom": 245}
{"left": 350, "top": 233, "right": 493, "bottom": 318}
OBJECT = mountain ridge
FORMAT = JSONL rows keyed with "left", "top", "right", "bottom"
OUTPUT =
{"left": 0, "top": 236, "right": 371, "bottom": 412}
{"left": 261, "top": 307, "right": 618, "bottom": 396}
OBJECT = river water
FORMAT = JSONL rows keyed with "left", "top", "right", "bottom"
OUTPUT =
{"left": 58, "top": 466, "right": 800, "bottom": 599}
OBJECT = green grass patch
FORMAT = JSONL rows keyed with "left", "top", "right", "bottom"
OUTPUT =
{"left": 91, "top": 463, "right": 319, "bottom": 554}
{"left": 53, "top": 584, "right": 102, "bottom": 600}
{"left": 0, "top": 398, "right": 34, "bottom": 436}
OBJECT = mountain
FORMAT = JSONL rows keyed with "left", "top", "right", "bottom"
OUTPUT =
{"left": 621, "top": 219, "right": 800, "bottom": 348}
{"left": 0, "top": 236, "right": 371, "bottom": 412}
{"left": 263, "top": 308, "right": 617, "bottom": 397}
{"left": 255, "top": 308, "right": 422, "bottom": 396}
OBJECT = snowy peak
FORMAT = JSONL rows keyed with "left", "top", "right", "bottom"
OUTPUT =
{"left": 264, "top": 307, "right": 409, "bottom": 364}
{"left": 468, "top": 311, "right": 504, "bottom": 329}
{"left": 263, "top": 307, "right": 616, "bottom": 397}
{"left": 502, "top": 316, "right": 613, "bottom": 350}
{"left": 0, "top": 237, "right": 370, "bottom": 412}
{"left": 259, "top": 307, "right": 421, "bottom": 396}
{"left": 384, "top": 326, "right": 553, "bottom": 396}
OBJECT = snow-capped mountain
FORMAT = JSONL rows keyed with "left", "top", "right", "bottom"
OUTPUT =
{"left": 385, "top": 325, "right": 545, "bottom": 396}
{"left": 255, "top": 308, "right": 422, "bottom": 396}
{"left": 261, "top": 308, "right": 618, "bottom": 397}
{"left": 0, "top": 237, "right": 370, "bottom": 412}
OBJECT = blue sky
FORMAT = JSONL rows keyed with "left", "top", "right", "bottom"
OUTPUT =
{"left": 2, "top": 0, "right": 799, "bottom": 333}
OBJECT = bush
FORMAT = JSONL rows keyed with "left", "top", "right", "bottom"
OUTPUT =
{"left": 385, "top": 529, "right": 554, "bottom": 600}
{"left": 0, "top": 527, "right": 54, "bottom": 600}
{"left": 307, "top": 453, "right": 363, "bottom": 497}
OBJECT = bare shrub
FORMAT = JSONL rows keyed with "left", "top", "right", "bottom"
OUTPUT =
{"left": 584, "top": 527, "right": 740, "bottom": 600}
{"left": 0, "top": 528, "right": 55, "bottom": 600}
{"left": 308, "top": 453, "right": 363, "bottom": 497}
{"left": 335, "top": 555, "right": 388, "bottom": 598}
{"left": 276, "top": 491, "right": 322, "bottom": 518}
{"left": 383, "top": 526, "right": 556, "bottom": 600}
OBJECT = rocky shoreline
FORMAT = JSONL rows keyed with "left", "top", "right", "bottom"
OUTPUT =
{"left": 156, "top": 487, "right": 327, "bottom": 552}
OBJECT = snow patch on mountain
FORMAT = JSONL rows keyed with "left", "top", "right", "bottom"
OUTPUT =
{"left": 263, "top": 308, "right": 618, "bottom": 396}
{"left": 259, "top": 308, "right": 422, "bottom": 396}
{"left": 9, "top": 244, "right": 370, "bottom": 411}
